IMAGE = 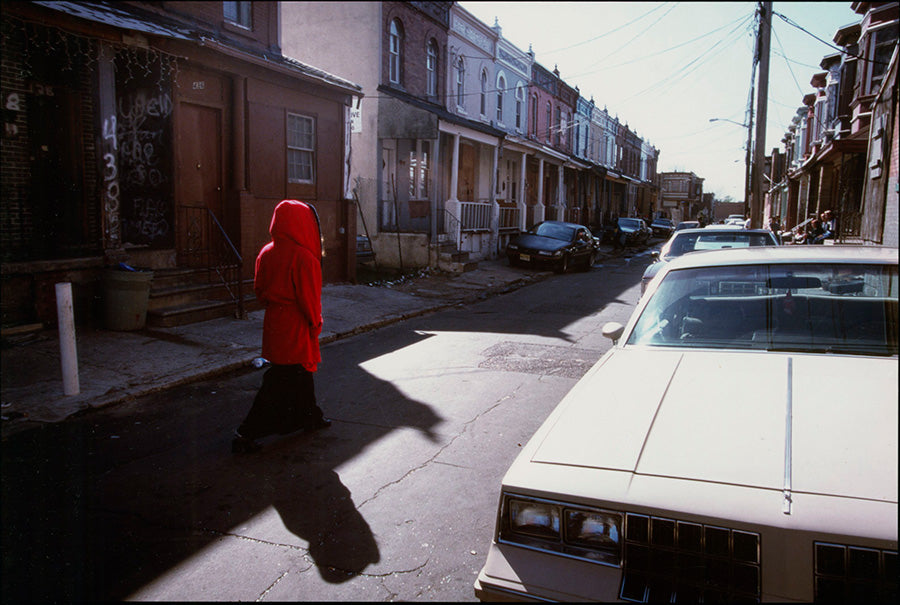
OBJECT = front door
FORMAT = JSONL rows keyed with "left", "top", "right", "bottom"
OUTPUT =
{"left": 175, "top": 102, "right": 223, "bottom": 266}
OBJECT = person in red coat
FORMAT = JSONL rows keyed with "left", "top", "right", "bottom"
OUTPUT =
{"left": 233, "top": 200, "right": 331, "bottom": 453}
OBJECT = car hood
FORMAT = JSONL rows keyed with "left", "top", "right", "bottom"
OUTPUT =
{"left": 512, "top": 233, "right": 568, "bottom": 252}
{"left": 531, "top": 349, "right": 897, "bottom": 502}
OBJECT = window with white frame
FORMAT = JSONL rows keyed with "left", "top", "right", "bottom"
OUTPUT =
{"left": 408, "top": 140, "right": 430, "bottom": 199}
{"left": 426, "top": 40, "right": 437, "bottom": 98}
{"left": 515, "top": 84, "right": 524, "bottom": 131}
{"left": 389, "top": 19, "right": 402, "bottom": 85}
{"left": 456, "top": 57, "right": 465, "bottom": 108}
{"left": 480, "top": 69, "right": 488, "bottom": 116}
{"left": 865, "top": 24, "right": 898, "bottom": 95}
{"left": 224, "top": 1, "right": 251, "bottom": 28}
{"left": 287, "top": 113, "right": 315, "bottom": 184}
{"left": 496, "top": 74, "right": 505, "bottom": 123}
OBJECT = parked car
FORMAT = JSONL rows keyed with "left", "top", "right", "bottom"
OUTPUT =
{"left": 650, "top": 218, "right": 675, "bottom": 239}
{"left": 506, "top": 220, "right": 600, "bottom": 273}
{"left": 675, "top": 220, "right": 700, "bottom": 231}
{"left": 615, "top": 217, "right": 651, "bottom": 247}
{"left": 641, "top": 227, "right": 779, "bottom": 293}
{"left": 475, "top": 245, "right": 899, "bottom": 603}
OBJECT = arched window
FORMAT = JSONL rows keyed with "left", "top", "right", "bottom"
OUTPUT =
{"left": 426, "top": 39, "right": 438, "bottom": 97}
{"left": 389, "top": 19, "right": 402, "bottom": 84}
{"left": 545, "top": 102, "right": 552, "bottom": 142}
{"left": 456, "top": 57, "right": 465, "bottom": 107}
{"left": 480, "top": 69, "right": 488, "bottom": 116}
{"left": 496, "top": 74, "right": 505, "bottom": 122}
{"left": 515, "top": 84, "right": 524, "bottom": 130}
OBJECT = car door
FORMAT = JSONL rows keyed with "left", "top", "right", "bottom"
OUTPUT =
{"left": 573, "top": 227, "right": 590, "bottom": 261}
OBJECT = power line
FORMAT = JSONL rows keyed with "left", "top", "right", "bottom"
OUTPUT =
{"left": 539, "top": 2, "right": 674, "bottom": 55}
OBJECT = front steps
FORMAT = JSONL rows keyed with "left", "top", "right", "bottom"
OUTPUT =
{"left": 147, "top": 267, "right": 258, "bottom": 327}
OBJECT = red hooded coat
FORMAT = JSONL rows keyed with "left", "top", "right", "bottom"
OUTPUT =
{"left": 254, "top": 200, "right": 323, "bottom": 371}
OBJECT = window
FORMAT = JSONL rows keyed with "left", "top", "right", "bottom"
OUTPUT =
{"left": 531, "top": 94, "right": 538, "bottom": 136}
{"left": 224, "top": 1, "right": 251, "bottom": 28}
{"left": 287, "top": 113, "right": 315, "bottom": 184}
{"left": 480, "top": 69, "right": 488, "bottom": 116}
{"left": 409, "top": 141, "right": 430, "bottom": 199}
{"left": 496, "top": 75, "right": 505, "bottom": 123}
{"left": 456, "top": 57, "right": 465, "bottom": 107}
{"left": 545, "top": 102, "right": 552, "bottom": 142}
{"left": 515, "top": 85, "right": 524, "bottom": 130}
{"left": 554, "top": 106, "right": 561, "bottom": 146}
{"left": 866, "top": 24, "right": 899, "bottom": 94}
{"left": 426, "top": 40, "right": 437, "bottom": 97}
{"left": 389, "top": 19, "right": 402, "bottom": 84}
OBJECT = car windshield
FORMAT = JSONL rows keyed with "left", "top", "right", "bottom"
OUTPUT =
{"left": 531, "top": 223, "right": 575, "bottom": 242}
{"left": 663, "top": 232, "right": 775, "bottom": 259}
{"left": 627, "top": 262, "right": 899, "bottom": 356}
{"left": 619, "top": 219, "right": 641, "bottom": 229}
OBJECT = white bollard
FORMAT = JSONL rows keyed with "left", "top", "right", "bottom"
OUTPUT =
{"left": 55, "top": 282, "right": 80, "bottom": 396}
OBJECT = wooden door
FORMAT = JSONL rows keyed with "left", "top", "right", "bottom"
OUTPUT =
{"left": 176, "top": 102, "right": 223, "bottom": 265}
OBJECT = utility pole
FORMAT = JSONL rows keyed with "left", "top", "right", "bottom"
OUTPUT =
{"left": 751, "top": 1, "right": 771, "bottom": 229}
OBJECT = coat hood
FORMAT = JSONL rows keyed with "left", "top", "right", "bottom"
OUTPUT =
{"left": 269, "top": 200, "right": 322, "bottom": 259}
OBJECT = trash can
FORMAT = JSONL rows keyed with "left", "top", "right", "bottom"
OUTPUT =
{"left": 104, "top": 267, "right": 154, "bottom": 331}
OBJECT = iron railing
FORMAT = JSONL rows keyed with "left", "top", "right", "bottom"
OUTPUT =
{"left": 176, "top": 204, "right": 244, "bottom": 319}
{"left": 460, "top": 201, "right": 492, "bottom": 232}
{"left": 499, "top": 206, "right": 521, "bottom": 232}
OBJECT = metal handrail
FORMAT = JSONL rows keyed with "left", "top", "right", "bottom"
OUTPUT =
{"left": 177, "top": 204, "right": 245, "bottom": 319}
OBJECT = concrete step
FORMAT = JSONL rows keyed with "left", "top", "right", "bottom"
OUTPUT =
{"left": 147, "top": 293, "right": 260, "bottom": 327}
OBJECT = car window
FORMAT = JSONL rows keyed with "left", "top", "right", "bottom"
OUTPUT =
{"left": 627, "top": 263, "right": 899, "bottom": 356}
{"left": 663, "top": 232, "right": 775, "bottom": 259}
{"left": 619, "top": 219, "right": 640, "bottom": 229}
{"left": 532, "top": 223, "right": 575, "bottom": 242}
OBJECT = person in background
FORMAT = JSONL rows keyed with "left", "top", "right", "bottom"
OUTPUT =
{"left": 769, "top": 215, "right": 782, "bottom": 244}
{"left": 806, "top": 218, "right": 824, "bottom": 245}
{"left": 813, "top": 209, "right": 836, "bottom": 244}
{"left": 233, "top": 200, "right": 331, "bottom": 454}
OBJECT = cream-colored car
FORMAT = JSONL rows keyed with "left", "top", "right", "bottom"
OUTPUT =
{"left": 475, "top": 246, "right": 898, "bottom": 602}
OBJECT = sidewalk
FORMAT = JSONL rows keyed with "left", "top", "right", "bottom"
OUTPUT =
{"left": 0, "top": 249, "right": 620, "bottom": 440}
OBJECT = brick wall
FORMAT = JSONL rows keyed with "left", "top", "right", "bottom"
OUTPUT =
{"left": 382, "top": 2, "right": 449, "bottom": 102}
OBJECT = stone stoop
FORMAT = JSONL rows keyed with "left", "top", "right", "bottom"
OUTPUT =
{"left": 435, "top": 240, "right": 478, "bottom": 273}
{"left": 147, "top": 267, "right": 258, "bottom": 327}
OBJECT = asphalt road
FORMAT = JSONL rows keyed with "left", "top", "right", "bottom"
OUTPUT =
{"left": 1, "top": 249, "right": 654, "bottom": 602}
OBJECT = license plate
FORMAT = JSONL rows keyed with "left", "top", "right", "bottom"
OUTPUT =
{"left": 519, "top": 253, "right": 531, "bottom": 262}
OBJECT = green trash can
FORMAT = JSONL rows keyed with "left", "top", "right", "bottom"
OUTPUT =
{"left": 104, "top": 268, "right": 154, "bottom": 331}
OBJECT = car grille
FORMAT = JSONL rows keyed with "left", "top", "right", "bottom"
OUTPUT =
{"left": 619, "top": 513, "right": 760, "bottom": 602}
{"left": 814, "top": 542, "right": 897, "bottom": 603}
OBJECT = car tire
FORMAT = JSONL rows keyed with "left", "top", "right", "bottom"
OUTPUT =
{"left": 555, "top": 254, "right": 569, "bottom": 274}
{"left": 580, "top": 251, "right": 596, "bottom": 271}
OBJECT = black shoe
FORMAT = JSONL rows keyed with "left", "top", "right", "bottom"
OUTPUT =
{"left": 305, "top": 417, "right": 332, "bottom": 432}
{"left": 232, "top": 432, "right": 261, "bottom": 453}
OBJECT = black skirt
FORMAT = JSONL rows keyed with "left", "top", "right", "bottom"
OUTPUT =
{"left": 237, "top": 364, "right": 325, "bottom": 440}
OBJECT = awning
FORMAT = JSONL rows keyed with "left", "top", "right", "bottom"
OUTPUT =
{"left": 32, "top": 1, "right": 193, "bottom": 40}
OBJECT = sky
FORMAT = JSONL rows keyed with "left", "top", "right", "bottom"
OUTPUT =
{"left": 461, "top": 1, "right": 860, "bottom": 202}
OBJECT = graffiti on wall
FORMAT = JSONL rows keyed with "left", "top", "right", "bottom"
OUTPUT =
{"left": 116, "top": 54, "right": 174, "bottom": 248}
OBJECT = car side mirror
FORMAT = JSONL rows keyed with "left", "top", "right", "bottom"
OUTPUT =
{"left": 651, "top": 251, "right": 659, "bottom": 260}
{"left": 602, "top": 322, "right": 625, "bottom": 343}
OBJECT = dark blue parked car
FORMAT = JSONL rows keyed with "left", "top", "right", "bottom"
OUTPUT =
{"left": 506, "top": 221, "right": 600, "bottom": 273}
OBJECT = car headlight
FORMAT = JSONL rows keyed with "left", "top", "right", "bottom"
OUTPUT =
{"left": 508, "top": 244, "right": 519, "bottom": 251}
{"left": 538, "top": 250, "right": 560, "bottom": 257}
{"left": 501, "top": 494, "right": 623, "bottom": 566}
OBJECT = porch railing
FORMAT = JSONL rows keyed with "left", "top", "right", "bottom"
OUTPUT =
{"left": 499, "top": 206, "right": 521, "bottom": 232}
{"left": 460, "top": 201, "right": 492, "bottom": 232}
{"left": 177, "top": 204, "right": 244, "bottom": 319}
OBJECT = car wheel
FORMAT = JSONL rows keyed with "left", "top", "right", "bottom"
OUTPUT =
{"left": 580, "top": 251, "right": 596, "bottom": 271}
{"left": 555, "top": 254, "right": 569, "bottom": 274}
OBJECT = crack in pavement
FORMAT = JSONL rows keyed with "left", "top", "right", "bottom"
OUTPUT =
{"left": 356, "top": 381, "right": 528, "bottom": 509}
